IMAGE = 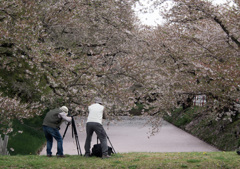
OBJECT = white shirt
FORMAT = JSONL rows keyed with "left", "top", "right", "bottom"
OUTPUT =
{"left": 87, "top": 103, "right": 105, "bottom": 124}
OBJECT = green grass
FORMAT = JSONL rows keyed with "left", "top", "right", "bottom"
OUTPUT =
{"left": 0, "top": 152, "right": 239, "bottom": 169}
{"left": 7, "top": 114, "right": 46, "bottom": 155}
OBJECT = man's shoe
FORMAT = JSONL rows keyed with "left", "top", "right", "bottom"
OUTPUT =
{"left": 57, "top": 155, "right": 66, "bottom": 158}
{"left": 47, "top": 154, "right": 52, "bottom": 157}
{"left": 102, "top": 155, "right": 111, "bottom": 159}
{"left": 84, "top": 154, "right": 90, "bottom": 158}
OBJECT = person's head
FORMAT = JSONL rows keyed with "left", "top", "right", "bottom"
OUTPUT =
{"left": 60, "top": 106, "right": 68, "bottom": 114}
{"left": 94, "top": 97, "right": 103, "bottom": 104}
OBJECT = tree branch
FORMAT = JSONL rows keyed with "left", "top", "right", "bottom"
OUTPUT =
{"left": 213, "top": 16, "right": 240, "bottom": 48}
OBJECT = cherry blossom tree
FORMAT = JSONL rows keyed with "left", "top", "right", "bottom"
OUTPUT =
{"left": 143, "top": 0, "right": 240, "bottom": 121}
{"left": 0, "top": 0, "right": 143, "bottom": 133}
{"left": 1, "top": 0, "right": 239, "bottom": 135}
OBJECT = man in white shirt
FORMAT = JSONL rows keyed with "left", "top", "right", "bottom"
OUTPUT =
{"left": 42, "top": 106, "right": 71, "bottom": 157}
{"left": 84, "top": 97, "right": 110, "bottom": 158}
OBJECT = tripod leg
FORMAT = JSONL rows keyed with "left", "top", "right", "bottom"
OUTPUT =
{"left": 74, "top": 135, "right": 82, "bottom": 156}
{"left": 99, "top": 128, "right": 117, "bottom": 154}
{"left": 72, "top": 117, "right": 82, "bottom": 156}
{"left": 62, "top": 122, "right": 70, "bottom": 140}
{"left": 106, "top": 135, "right": 117, "bottom": 154}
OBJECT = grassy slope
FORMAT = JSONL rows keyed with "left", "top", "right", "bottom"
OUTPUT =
{"left": 164, "top": 106, "right": 240, "bottom": 151}
{"left": 0, "top": 152, "right": 239, "bottom": 169}
{"left": 6, "top": 114, "right": 46, "bottom": 155}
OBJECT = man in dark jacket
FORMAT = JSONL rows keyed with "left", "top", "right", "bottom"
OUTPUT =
{"left": 42, "top": 106, "right": 71, "bottom": 157}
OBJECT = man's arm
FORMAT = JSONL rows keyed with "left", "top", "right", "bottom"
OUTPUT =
{"left": 59, "top": 112, "right": 72, "bottom": 122}
{"left": 103, "top": 111, "right": 108, "bottom": 119}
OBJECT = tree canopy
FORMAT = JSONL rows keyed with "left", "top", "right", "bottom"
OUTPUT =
{"left": 0, "top": 0, "right": 239, "bottom": 134}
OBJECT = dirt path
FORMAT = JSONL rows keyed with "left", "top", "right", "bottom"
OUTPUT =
{"left": 40, "top": 116, "right": 218, "bottom": 155}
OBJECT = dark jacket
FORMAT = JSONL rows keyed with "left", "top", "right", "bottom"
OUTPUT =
{"left": 42, "top": 108, "right": 63, "bottom": 129}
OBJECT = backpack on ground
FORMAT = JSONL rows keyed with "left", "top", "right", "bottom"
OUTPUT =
{"left": 91, "top": 144, "right": 114, "bottom": 157}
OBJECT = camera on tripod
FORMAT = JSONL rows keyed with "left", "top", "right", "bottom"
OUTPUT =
{"left": 62, "top": 110, "right": 82, "bottom": 156}
{"left": 62, "top": 109, "right": 116, "bottom": 157}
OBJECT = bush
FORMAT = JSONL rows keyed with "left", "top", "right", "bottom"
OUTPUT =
{"left": 164, "top": 107, "right": 200, "bottom": 127}
{"left": 129, "top": 103, "right": 144, "bottom": 115}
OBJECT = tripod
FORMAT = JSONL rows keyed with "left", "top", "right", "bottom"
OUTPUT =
{"left": 62, "top": 116, "right": 82, "bottom": 156}
{"left": 96, "top": 133, "right": 117, "bottom": 155}
{"left": 106, "top": 134, "right": 116, "bottom": 154}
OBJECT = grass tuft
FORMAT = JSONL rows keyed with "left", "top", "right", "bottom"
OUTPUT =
{"left": 0, "top": 152, "right": 239, "bottom": 169}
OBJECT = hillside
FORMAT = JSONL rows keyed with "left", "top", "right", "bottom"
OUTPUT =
{"left": 164, "top": 106, "right": 240, "bottom": 151}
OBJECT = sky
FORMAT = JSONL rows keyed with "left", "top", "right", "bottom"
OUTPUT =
{"left": 134, "top": 0, "right": 230, "bottom": 26}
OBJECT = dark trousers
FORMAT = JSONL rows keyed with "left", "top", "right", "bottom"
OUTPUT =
{"left": 84, "top": 122, "right": 108, "bottom": 156}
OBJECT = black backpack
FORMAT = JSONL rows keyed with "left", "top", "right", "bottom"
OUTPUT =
{"left": 91, "top": 144, "right": 114, "bottom": 157}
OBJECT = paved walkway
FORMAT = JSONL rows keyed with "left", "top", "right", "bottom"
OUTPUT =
{"left": 40, "top": 116, "right": 218, "bottom": 155}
